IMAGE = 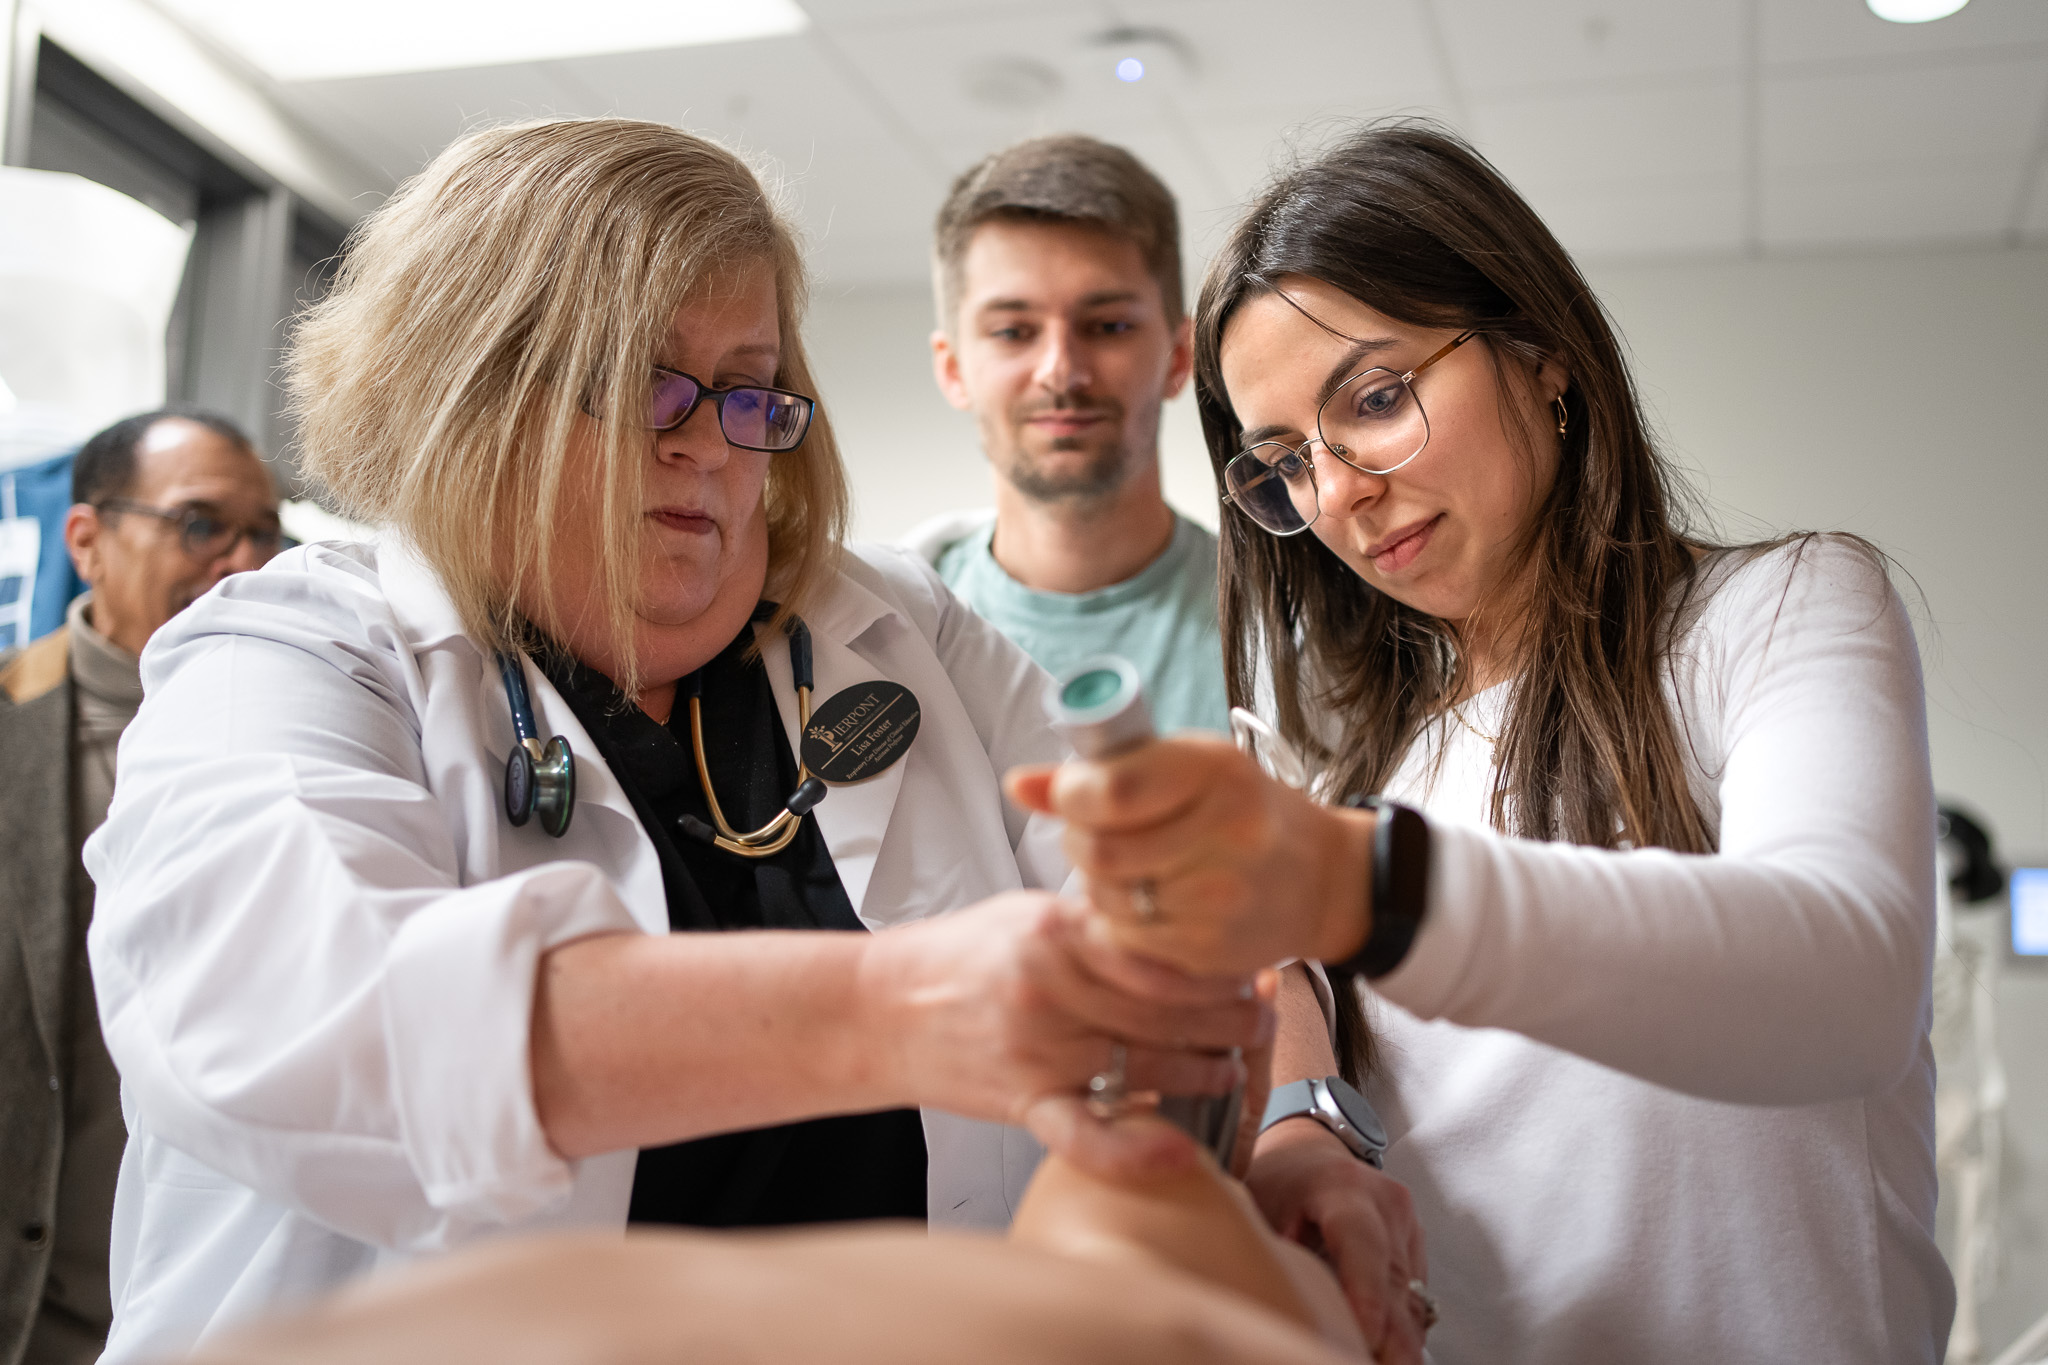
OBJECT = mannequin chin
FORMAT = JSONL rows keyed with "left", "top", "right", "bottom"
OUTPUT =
{"left": 1009, "top": 1116, "right": 1369, "bottom": 1359}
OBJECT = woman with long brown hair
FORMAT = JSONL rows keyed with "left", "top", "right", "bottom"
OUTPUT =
{"left": 1016, "top": 122, "right": 1947, "bottom": 1363}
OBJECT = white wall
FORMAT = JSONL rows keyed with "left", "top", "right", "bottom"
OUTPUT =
{"left": 1587, "top": 247, "right": 2048, "bottom": 862}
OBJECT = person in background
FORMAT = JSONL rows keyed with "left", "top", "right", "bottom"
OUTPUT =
{"left": 905, "top": 135, "right": 1228, "bottom": 737}
{"left": 0, "top": 407, "right": 279, "bottom": 1365}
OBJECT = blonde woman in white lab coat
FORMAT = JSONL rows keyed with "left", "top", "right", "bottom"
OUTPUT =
{"left": 81, "top": 119, "right": 1303, "bottom": 1362}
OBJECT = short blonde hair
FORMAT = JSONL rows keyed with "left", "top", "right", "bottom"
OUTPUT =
{"left": 288, "top": 118, "right": 849, "bottom": 681}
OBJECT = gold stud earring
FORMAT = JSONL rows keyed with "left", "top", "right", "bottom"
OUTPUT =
{"left": 1554, "top": 396, "right": 1569, "bottom": 437}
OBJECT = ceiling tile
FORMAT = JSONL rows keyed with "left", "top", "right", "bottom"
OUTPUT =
{"left": 1762, "top": 1, "right": 2048, "bottom": 67}
{"left": 1109, "top": 0, "right": 1445, "bottom": 117}
{"left": 1521, "top": 179, "right": 1746, "bottom": 259}
{"left": 1471, "top": 80, "right": 1743, "bottom": 192}
{"left": 819, "top": 4, "right": 1150, "bottom": 156}
{"left": 1761, "top": 162, "right": 2012, "bottom": 247}
{"left": 273, "top": 61, "right": 609, "bottom": 184}
{"left": 1434, "top": 0, "right": 1745, "bottom": 94}
{"left": 1187, "top": 101, "right": 1462, "bottom": 195}
{"left": 551, "top": 38, "right": 949, "bottom": 282}
{"left": 801, "top": 0, "right": 1037, "bottom": 24}
{"left": 272, "top": 33, "right": 950, "bottom": 285}
{"left": 249, "top": 0, "right": 2048, "bottom": 274}
{"left": 1764, "top": 59, "right": 2048, "bottom": 171}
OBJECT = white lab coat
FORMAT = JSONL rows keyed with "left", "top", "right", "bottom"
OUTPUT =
{"left": 83, "top": 538, "right": 1070, "bottom": 1362}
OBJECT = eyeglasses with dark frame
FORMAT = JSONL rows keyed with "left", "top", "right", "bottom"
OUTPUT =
{"left": 97, "top": 499, "right": 284, "bottom": 562}
{"left": 1223, "top": 329, "right": 1477, "bottom": 537}
{"left": 645, "top": 366, "right": 816, "bottom": 453}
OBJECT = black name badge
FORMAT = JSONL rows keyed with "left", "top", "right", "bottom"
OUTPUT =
{"left": 801, "top": 681, "right": 921, "bottom": 785}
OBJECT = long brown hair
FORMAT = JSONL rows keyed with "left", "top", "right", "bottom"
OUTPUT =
{"left": 1196, "top": 123, "right": 1738, "bottom": 1082}
{"left": 1196, "top": 122, "right": 1719, "bottom": 870}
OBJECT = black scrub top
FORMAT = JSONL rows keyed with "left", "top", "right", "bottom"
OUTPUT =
{"left": 540, "top": 623, "right": 927, "bottom": 1227}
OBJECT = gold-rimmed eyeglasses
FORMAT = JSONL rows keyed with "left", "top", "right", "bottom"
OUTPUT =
{"left": 1223, "top": 330, "right": 1476, "bottom": 537}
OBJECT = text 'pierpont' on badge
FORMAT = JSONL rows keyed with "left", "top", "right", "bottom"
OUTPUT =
{"left": 800, "top": 681, "right": 921, "bottom": 784}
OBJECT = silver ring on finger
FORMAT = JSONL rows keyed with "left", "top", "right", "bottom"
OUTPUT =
{"left": 1086, "top": 1041, "right": 1129, "bottom": 1118}
{"left": 1129, "top": 878, "right": 1160, "bottom": 923}
{"left": 1408, "top": 1279, "right": 1440, "bottom": 1332}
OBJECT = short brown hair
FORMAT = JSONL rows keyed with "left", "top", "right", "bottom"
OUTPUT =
{"left": 288, "top": 118, "right": 848, "bottom": 690}
{"left": 932, "top": 134, "right": 1183, "bottom": 330}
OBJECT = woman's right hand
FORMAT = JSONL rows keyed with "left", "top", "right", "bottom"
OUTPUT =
{"left": 1005, "top": 735, "right": 1377, "bottom": 979}
{"left": 857, "top": 891, "right": 1272, "bottom": 1177}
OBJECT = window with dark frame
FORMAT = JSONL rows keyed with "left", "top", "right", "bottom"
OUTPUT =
{"left": 14, "top": 38, "right": 348, "bottom": 497}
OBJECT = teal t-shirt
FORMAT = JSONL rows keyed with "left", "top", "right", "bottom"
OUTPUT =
{"left": 932, "top": 513, "right": 1232, "bottom": 736}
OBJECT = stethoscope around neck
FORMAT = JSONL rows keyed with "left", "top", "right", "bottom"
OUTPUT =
{"left": 498, "top": 608, "right": 827, "bottom": 857}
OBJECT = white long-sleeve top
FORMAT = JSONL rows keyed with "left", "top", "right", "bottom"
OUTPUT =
{"left": 1355, "top": 538, "right": 1951, "bottom": 1364}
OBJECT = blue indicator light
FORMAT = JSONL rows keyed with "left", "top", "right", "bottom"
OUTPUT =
{"left": 1116, "top": 56, "right": 1145, "bottom": 82}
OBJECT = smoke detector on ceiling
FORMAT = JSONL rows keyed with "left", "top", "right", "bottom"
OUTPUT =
{"left": 963, "top": 56, "right": 1064, "bottom": 111}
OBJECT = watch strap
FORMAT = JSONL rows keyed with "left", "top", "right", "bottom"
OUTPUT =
{"left": 1260, "top": 1076, "right": 1387, "bottom": 1168}
{"left": 1328, "top": 795, "right": 1430, "bottom": 980}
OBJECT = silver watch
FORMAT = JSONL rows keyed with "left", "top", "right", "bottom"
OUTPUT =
{"left": 1260, "top": 1076, "right": 1388, "bottom": 1168}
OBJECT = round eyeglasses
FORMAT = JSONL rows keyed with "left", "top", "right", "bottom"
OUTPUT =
{"left": 647, "top": 366, "right": 815, "bottom": 453}
{"left": 1223, "top": 330, "right": 1475, "bottom": 536}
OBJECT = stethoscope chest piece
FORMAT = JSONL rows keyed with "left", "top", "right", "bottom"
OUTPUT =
{"left": 499, "top": 653, "right": 576, "bottom": 838}
{"left": 506, "top": 735, "right": 575, "bottom": 838}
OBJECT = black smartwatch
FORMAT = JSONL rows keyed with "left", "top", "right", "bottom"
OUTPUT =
{"left": 1327, "top": 795, "right": 1430, "bottom": 980}
{"left": 1260, "top": 1076, "right": 1388, "bottom": 1168}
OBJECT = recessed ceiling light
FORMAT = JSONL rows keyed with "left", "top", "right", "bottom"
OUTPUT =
{"left": 1866, "top": 0, "right": 1969, "bottom": 22}
{"left": 157, "top": 0, "right": 809, "bottom": 81}
{"left": 1083, "top": 26, "right": 1195, "bottom": 91}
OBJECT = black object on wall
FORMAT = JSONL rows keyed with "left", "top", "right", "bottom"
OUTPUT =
{"left": 1938, "top": 804, "right": 2006, "bottom": 905}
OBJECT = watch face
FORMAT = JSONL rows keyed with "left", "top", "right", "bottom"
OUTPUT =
{"left": 1322, "top": 1077, "right": 1390, "bottom": 1153}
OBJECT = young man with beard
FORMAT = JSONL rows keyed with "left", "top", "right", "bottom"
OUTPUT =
{"left": 907, "top": 135, "right": 1228, "bottom": 736}
{"left": 905, "top": 138, "right": 1433, "bottom": 1365}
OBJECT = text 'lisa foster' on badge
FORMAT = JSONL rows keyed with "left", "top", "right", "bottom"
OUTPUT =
{"left": 801, "top": 681, "right": 921, "bottom": 784}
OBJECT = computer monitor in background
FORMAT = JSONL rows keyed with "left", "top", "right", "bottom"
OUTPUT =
{"left": 2012, "top": 866, "right": 2048, "bottom": 959}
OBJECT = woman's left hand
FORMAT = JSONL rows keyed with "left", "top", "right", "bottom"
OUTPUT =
{"left": 1244, "top": 1125, "right": 1429, "bottom": 1365}
{"left": 1007, "top": 734, "right": 1376, "bottom": 978}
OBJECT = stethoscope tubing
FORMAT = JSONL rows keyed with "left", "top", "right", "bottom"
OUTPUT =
{"left": 498, "top": 609, "right": 820, "bottom": 854}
